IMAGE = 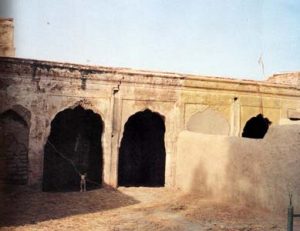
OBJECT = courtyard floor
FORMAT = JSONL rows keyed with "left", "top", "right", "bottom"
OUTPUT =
{"left": 0, "top": 186, "right": 294, "bottom": 231}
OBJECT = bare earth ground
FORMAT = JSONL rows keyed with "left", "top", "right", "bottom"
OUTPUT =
{"left": 0, "top": 186, "right": 295, "bottom": 231}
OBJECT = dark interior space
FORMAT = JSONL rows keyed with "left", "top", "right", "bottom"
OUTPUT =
{"left": 242, "top": 114, "right": 272, "bottom": 139}
{"left": 118, "top": 109, "right": 166, "bottom": 187}
{"left": 289, "top": 118, "right": 300, "bottom": 121}
{"left": 0, "top": 110, "right": 29, "bottom": 185}
{"left": 43, "top": 105, "right": 103, "bottom": 192}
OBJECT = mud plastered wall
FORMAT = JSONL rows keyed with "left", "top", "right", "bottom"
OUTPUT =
{"left": 176, "top": 125, "right": 300, "bottom": 213}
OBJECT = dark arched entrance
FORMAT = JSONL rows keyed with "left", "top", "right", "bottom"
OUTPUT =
{"left": 118, "top": 109, "right": 166, "bottom": 187}
{"left": 242, "top": 114, "right": 271, "bottom": 139}
{"left": 0, "top": 109, "right": 30, "bottom": 185}
{"left": 43, "top": 105, "right": 103, "bottom": 191}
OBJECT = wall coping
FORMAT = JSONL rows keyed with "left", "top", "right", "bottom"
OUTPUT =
{"left": 1, "top": 56, "right": 300, "bottom": 96}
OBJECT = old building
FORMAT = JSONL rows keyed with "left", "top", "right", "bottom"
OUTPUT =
{"left": 1, "top": 55, "right": 300, "bottom": 211}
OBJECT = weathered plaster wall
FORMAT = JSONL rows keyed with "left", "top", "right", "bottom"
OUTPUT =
{"left": 0, "top": 58, "right": 183, "bottom": 187}
{"left": 176, "top": 126, "right": 300, "bottom": 213}
{"left": 0, "top": 57, "right": 300, "bottom": 191}
{"left": 0, "top": 61, "right": 116, "bottom": 186}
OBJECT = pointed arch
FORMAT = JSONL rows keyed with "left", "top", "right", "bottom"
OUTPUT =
{"left": 242, "top": 114, "right": 271, "bottom": 139}
{"left": 118, "top": 109, "right": 166, "bottom": 187}
{"left": 0, "top": 106, "right": 31, "bottom": 185}
{"left": 43, "top": 105, "right": 104, "bottom": 191}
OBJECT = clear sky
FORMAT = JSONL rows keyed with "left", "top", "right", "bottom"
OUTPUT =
{"left": 0, "top": 0, "right": 299, "bottom": 80}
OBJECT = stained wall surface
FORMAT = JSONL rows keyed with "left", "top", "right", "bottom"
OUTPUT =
{"left": 0, "top": 57, "right": 300, "bottom": 194}
{"left": 176, "top": 126, "right": 300, "bottom": 213}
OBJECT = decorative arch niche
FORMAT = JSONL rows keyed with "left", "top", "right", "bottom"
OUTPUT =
{"left": 0, "top": 106, "right": 31, "bottom": 185}
{"left": 118, "top": 109, "right": 166, "bottom": 187}
{"left": 43, "top": 105, "right": 104, "bottom": 191}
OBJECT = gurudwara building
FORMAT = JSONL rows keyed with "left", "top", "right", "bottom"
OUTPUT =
{"left": 1, "top": 18, "right": 300, "bottom": 212}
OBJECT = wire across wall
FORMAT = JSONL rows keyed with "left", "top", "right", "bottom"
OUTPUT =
{"left": 46, "top": 140, "right": 101, "bottom": 187}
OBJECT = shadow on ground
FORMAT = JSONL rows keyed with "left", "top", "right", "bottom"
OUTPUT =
{"left": 0, "top": 185, "right": 139, "bottom": 227}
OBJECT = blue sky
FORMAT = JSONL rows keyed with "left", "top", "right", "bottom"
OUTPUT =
{"left": 0, "top": 0, "right": 299, "bottom": 80}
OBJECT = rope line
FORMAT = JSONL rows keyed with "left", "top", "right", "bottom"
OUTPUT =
{"left": 46, "top": 140, "right": 101, "bottom": 186}
{"left": 46, "top": 140, "right": 81, "bottom": 175}
{"left": 86, "top": 178, "right": 102, "bottom": 186}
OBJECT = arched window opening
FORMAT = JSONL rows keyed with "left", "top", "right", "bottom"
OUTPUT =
{"left": 43, "top": 105, "right": 103, "bottom": 192}
{"left": 0, "top": 109, "right": 30, "bottom": 185}
{"left": 118, "top": 109, "right": 166, "bottom": 187}
{"left": 242, "top": 114, "right": 271, "bottom": 139}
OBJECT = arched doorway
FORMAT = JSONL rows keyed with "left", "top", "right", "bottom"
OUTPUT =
{"left": 43, "top": 105, "right": 103, "bottom": 191}
{"left": 0, "top": 109, "right": 30, "bottom": 185}
{"left": 242, "top": 114, "right": 271, "bottom": 139}
{"left": 118, "top": 109, "right": 166, "bottom": 187}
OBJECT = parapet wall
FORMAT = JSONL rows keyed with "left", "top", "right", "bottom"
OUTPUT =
{"left": 268, "top": 72, "right": 300, "bottom": 87}
{"left": 176, "top": 125, "right": 300, "bottom": 213}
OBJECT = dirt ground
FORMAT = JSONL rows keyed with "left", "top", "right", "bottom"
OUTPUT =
{"left": 0, "top": 185, "right": 294, "bottom": 231}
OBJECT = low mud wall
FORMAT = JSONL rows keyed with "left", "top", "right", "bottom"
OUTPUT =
{"left": 176, "top": 125, "right": 300, "bottom": 213}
